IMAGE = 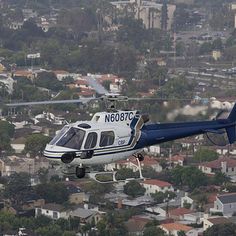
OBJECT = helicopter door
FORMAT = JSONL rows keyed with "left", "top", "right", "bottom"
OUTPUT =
{"left": 99, "top": 131, "right": 115, "bottom": 147}
{"left": 81, "top": 132, "right": 97, "bottom": 159}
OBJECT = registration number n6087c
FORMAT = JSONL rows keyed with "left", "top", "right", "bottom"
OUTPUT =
{"left": 105, "top": 112, "right": 134, "bottom": 123}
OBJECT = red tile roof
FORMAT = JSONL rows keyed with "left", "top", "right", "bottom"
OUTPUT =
{"left": 160, "top": 223, "right": 193, "bottom": 232}
{"left": 170, "top": 154, "right": 185, "bottom": 162}
{"left": 116, "top": 156, "right": 159, "bottom": 166}
{"left": 142, "top": 179, "right": 172, "bottom": 187}
{"left": 53, "top": 70, "right": 69, "bottom": 74}
{"left": 75, "top": 79, "right": 89, "bottom": 86}
{"left": 199, "top": 157, "right": 236, "bottom": 169}
{"left": 169, "top": 207, "right": 194, "bottom": 216}
{"left": 207, "top": 217, "right": 231, "bottom": 225}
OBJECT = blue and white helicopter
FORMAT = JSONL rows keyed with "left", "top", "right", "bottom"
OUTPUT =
{"left": 39, "top": 94, "right": 236, "bottom": 180}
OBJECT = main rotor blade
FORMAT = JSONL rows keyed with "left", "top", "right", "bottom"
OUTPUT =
{"left": 127, "top": 97, "right": 192, "bottom": 101}
{"left": 6, "top": 97, "right": 95, "bottom": 107}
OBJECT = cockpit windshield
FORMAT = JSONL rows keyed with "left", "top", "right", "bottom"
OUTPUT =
{"left": 49, "top": 126, "right": 70, "bottom": 145}
{"left": 56, "top": 127, "right": 85, "bottom": 150}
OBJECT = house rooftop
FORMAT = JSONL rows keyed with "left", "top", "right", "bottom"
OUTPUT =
{"left": 207, "top": 216, "right": 231, "bottom": 225}
{"left": 217, "top": 193, "right": 236, "bottom": 204}
{"left": 142, "top": 179, "right": 172, "bottom": 187}
{"left": 70, "top": 207, "right": 96, "bottom": 219}
{"left": 199, "top": 157, "right": 236, "bottom": 169}
{"left": 169, "top": 207, "right": 194, "bottom": 216}
{"left": 160, "top": 222, "right": 193, "bottom": 232}
{"left": 41, "top": 203, "right": 65, "bottom": 212}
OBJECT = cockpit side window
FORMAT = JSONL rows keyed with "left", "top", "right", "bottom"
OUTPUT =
{"left": 49, "top": 126, "right": 70, "bottom": 145}
{"left": 57, "top": 127, "right": 85, "bottom": 149}
{"left": 100, "top": 131, "right": 115, "bottom": 147}
{"left": 84, "top": 132, "right": 97, "bottom": 149}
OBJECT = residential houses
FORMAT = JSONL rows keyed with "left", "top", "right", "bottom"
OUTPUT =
{"left": 168, "top": 207, "right": 194, "bottom": 221}
{"left": 105, "top": 156, "right": 162, "bottom": 173}
{"left": 35, "top": 203, "right": 68, "bottom": 220}
{"left": 199, "top": 156, "right": 236, "bottom": 176}
{"left": 141, "top": 179, "right": 174, "bottom": 196}
{"left": 35, "top": 203, "right": 104, "bottom": 225}
{"left": 203, "top": 215, "right": 231, "bottom": 231}
{"left": 110, "top": 0, "right": 176, "bottom": 30}
{"left": 125, "top": 215, "right": 151, "bottom": 236}
{"left": 181, "top": 193, "right": 194, "bottom": 209}
{"left": 160, "top": 223, "right": 197, "bottom": 236}
{"left": 70, "top": 207, "right": 104, "bottom": 225}
{"left": 0, "top": 156, "right": 49, "bottom": 176}
{"left": 210, "top": 192, "right": 236, "bottom": 216}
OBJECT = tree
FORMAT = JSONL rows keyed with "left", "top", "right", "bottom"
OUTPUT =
{"left": 151, "top": 192, "right": 165, "bottom": 204}
{"left": 35, "top": 182, "right": 69, "bottom": 204}
{"left": 83, "top": 180, "right": 114, "bottom": 195}
{"left": 162, "top": 75, "right": 195, "bottom": 100}
{"left": 199, "top": 42, "right": 212, "bottom": 55}
{"left": 212, "top": 38, "right": 223, "bottom": 50}
{"left": 213, "top": 172, "right": 230, "bottom": 185}
{"left": 116, "top": 168, "right": 138, "bottom": 180}
{"left": 143, "top": 226, "right": 167, "bottom": 236}
{"left": 171, "top": 166, "right": 208, "bottom": 190}
{"left": 4, "top": 172, "right": 31, "bottom": 203}
{"left": 24, "top": 133, "right": 51, "bottom": 157}
{"left": 193, "top": 148, "right": 219, "bottom": 163}
{"left": 178, "top": 231, "right": 186, "bottom": 236}
{"left": 35, "top": 224, "right": 63, "bottom": 236}
{"left": 151, "top": 191, "right": 176, "bottom": 204}
{"left": 0, "top": 120, "right": 15, "bottom": 153}
{"left": 161, "top": 0, "right": 168, "bottom": 31}
{"left": 36, "top": 71, "right": 63, "bottom": 92}
{"left": 38, "top": 167, "right": 49, "bottom": 184}
{"left": 203, "top": 223, "right": 236, "bottom": 236}
{"left": 96, "top": 211, "right": 127, "bottom": 236}
{"left": 123, "top": 180, "right": 145, "bottom": 198}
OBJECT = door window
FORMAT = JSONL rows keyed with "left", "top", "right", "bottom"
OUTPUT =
{"left": 100, "top": 131, "right": 115, "bottom": 147}
{"left": 84, "top": 132, "right": 98, "bottom": 149}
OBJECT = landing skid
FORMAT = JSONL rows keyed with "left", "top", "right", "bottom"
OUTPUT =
{"left": 88, "top": 157, "right": 145, "bottom": 184}
{"left": 59, "top": 156, "right": 145, "bottom": 183}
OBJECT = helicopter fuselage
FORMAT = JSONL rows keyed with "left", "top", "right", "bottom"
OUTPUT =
{"left": 44, "top": 106, "right": 236, "bottom": 168}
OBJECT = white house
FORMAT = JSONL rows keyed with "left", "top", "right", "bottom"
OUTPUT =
{"left": 210, "top": 193, "right": 236, "bottom": 216}
{"left": 69, "top": 207, "right": 103, "bottom": 225}
{"left": 199, "top": 157, "right": 236, "bottom": 176}
{"left": 203, "top": 215, "right": 231, "bottom": 231}
{"left": 141, "top": 179, "right": 174, "bottom": 196}
{"left": 160, "top": 223, "right": 197, "bottom": 236}
{"left": 144, "top": 145, "right": 161, "bottom": 156}
{"left": 105, "top": 156, "right": 162, "bottom": 173}
{"left": 35, "top": 203, "right": 68, "bottom": 220}
{"left": 181, "top": 193, "right": 194, "bottom": 208}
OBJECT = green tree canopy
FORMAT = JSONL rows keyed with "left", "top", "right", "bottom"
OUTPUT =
{"left": 24, "top": 133, "right": 51, "bottom": 156}
{"left": 193, "top": 148, "right": 219, "bottom": 163}
{"left": 0, "top": 120, "right": 15, "bottom": 152}
{"left": 4, "top": 172, "right": 31, "bottom": 202}
{"left": 143, "top": 226, "right": 167, "bottom": 236}
{"left": 35, "top": 182, "right": 69, "bottom": 204}
{"left": 123, "top": 180, "right": 145, "bottom": 198}
{"left": 171, "top": 166, "right": 208, "bottom": 190}
{"left": 162, "top": 75, "right": 195, "bottom": 99}
{"left": 36, "top": 71, "right": 63, "bottom": 92}
{"left": 203, "top": 223, "right": 236, "bottom": 236}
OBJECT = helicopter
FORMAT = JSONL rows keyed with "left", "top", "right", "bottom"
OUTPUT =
{"left": 31, "top": 93, "right": 236, "bottom": 180}
{"left": 6, "top": 93, "right": 236, "bottom": 180}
